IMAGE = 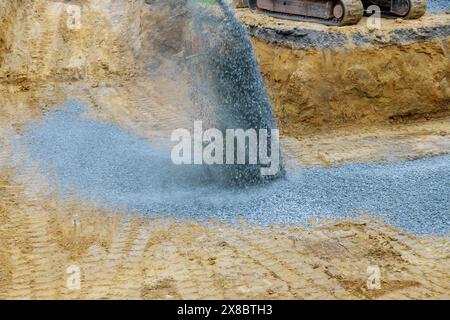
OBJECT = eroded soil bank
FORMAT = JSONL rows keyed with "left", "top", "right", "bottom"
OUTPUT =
{"left": 238, "top": 10, "right": 450, "bottom": 166}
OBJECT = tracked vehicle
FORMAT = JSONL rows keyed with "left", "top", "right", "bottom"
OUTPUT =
{"left": 362, "top": 0, "right": 427, "bottom": 19}
{"left": 247, "top": 0, "right": 427, "bottom": 26}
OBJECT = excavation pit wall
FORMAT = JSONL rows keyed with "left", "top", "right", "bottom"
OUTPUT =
{"left": 237, "top": 10, "right": 450, "bottom": 136}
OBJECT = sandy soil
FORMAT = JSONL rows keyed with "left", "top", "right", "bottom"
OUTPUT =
{"left": 0, "top": 0, "right": 449, "bottom": 299}
{"left": 0, "top": 173, "right": 449, "bottom": 300}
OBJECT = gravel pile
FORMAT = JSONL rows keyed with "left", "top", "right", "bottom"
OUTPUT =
{"left": 16, "top": 101, "right": 450, "bottom": 235}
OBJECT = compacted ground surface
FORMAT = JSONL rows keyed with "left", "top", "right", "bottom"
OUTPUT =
{"left": 0, "top": 187, "right": 449, "bottom": 300}
{"left": 0, "top": 0, "right": 449, "bottom": 299}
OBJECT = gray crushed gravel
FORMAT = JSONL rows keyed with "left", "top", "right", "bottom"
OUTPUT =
{"left": 14, "top": 101, "right": 450, "bottom": 236}
{"left": 427, "top": 0, "right": 450, "bottom": 14}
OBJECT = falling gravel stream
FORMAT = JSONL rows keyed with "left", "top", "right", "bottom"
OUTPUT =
{"left": 14, "top": 101, "right": 450, "bottom": 236}
{"left": 8, "top": 1, "right": 450, "bottom": 236}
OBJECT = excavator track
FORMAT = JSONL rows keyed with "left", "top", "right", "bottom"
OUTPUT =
{"left": 400, "top": 0, "right": 427, "bottom": 19}
{"left": 364, "top": 0, "right": 427, "bottom": 19}
{"left": 248, "top": 0, "right": 364, "bottom": 26}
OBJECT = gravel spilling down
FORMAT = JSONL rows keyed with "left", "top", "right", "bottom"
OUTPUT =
{"left": 14, "top": 102, "right": 450, "bottom": 235}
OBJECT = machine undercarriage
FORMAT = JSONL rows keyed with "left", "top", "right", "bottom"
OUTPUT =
{"left": 247, "top": 0, "right": 427, "bottom": 26}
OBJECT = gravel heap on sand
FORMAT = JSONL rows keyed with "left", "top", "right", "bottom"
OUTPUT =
{"left": 14, "top": 101, "right": 450, "bottom": 235}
